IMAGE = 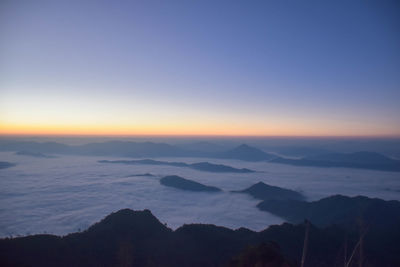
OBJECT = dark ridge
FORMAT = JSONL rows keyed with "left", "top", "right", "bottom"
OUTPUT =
{"left": 1, "top": 208, "right": 398, "bottom": 266}
{"left": 85, "top": 209, "right": 171, "bottom": 237}
{"left": 160, "top": 175, "right": 221, "bottom": 192}
{"left": 255, "top": 195, "right": 400, "bottom": 265}
{"left": 232, "top": 182, "right": 305, "bottom": 201}
{"left": 99, "top": 159, "right": 254, "bottom": 173}
{"left": 271, "top": 151, "right": 400, "bottom": 172}
{"left": 0, "top": 161, "right": 15, "bottom": 169}
{"left": 257, "top": 195, "right": 400, "bottom": 231}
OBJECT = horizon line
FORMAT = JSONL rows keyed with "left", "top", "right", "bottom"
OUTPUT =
{"left": 1, "top": 133, "right": 400, "bottom": 139}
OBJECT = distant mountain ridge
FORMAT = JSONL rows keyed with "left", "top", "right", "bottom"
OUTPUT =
{"left": 1, "top": 140, "right": 399, "bottom": 171}
{"left": 98, "top": 159, "right": 254, "bottom": 173}
{"left": 272, "top": 151, "right": 400, "bottom": 172}
{"left": 0, "top": 140, "right": 273, "bottom": 161}
{"left": 219, "top": 144, "right": 276, "bottom": 161}
{"left": 0, "top": 141, "right": 70, "bottom": 153}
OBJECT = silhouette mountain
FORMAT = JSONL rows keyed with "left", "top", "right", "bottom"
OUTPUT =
{"left": 99, "top": 159, "right": 254, "bottom": 173}
{"left": 86, "top": 209, "right": 171, "bottom": 237}
{"left": 1, "top": 208, "right": 398, "bottom": 266}
{"left": 160, "top": 175, "right": 221, "bottom": 192}
{"left": 220, "top": 144, "right": 276, "bottom": 161}
{"left": 233, "top": 182, "right": 305, "bottom": 201}
{"left": 272, "top": 151, "right": 400, "bottom": 172}
{"left": 257, "top": 195, "right": 400, "bottom": 264}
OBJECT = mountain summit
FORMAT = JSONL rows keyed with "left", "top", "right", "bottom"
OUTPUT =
{"left": 220, "top": 144, "right": 276, "bottom": 161}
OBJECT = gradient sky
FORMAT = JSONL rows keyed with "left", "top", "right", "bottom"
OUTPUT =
{"left": 1, "top": 0, "right": 399, "bottom": 136}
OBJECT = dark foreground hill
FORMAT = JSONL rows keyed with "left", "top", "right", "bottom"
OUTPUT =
{"left": 257, "top": 195, "right": 400, "bottom": 230}
{"left": 257, "top": 195, "right": 400, "bottom": 266}
{"left": 1, "top": 208, "right": 399, "bottom": 267}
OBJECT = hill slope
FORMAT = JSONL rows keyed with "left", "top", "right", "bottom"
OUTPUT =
{"left": 1, "top": 208, "right": 398, "bottom": 266}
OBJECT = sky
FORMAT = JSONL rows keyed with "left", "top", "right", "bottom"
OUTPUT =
{"left": 0, "top": 0, "right": 399, "bottom": 137}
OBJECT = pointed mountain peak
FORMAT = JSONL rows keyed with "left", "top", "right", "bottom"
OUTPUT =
{"left": 222, "top": 144, "right": 276, "bottom": 161}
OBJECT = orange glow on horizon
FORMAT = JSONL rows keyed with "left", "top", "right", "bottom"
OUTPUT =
{"left": 1, "top": 122, "right": 399, "bottom": 138}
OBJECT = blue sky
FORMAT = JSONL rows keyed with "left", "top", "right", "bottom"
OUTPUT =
{"left": 1, "top": 0, "right": 399, "bottom": 136}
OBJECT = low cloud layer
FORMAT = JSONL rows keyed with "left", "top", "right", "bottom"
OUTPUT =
{"left": 0, "top": 152, "right": 399, "bottom": 237}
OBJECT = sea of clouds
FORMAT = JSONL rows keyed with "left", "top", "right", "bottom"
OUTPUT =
{"left": 0, "top": 151, "right": 399, "bottom": 237}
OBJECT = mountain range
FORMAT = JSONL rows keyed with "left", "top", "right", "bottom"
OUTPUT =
{"left": 99, "top": 159, "right": 254, "bottom": 173}
{"left": 1, "top": 140, "right": 399, "bottom": 171}
{"left": 271, "top": 151, "right": 400, "bottom": 172}
{"left": 1, "top": 205, "right": 398, "bottom": 266}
